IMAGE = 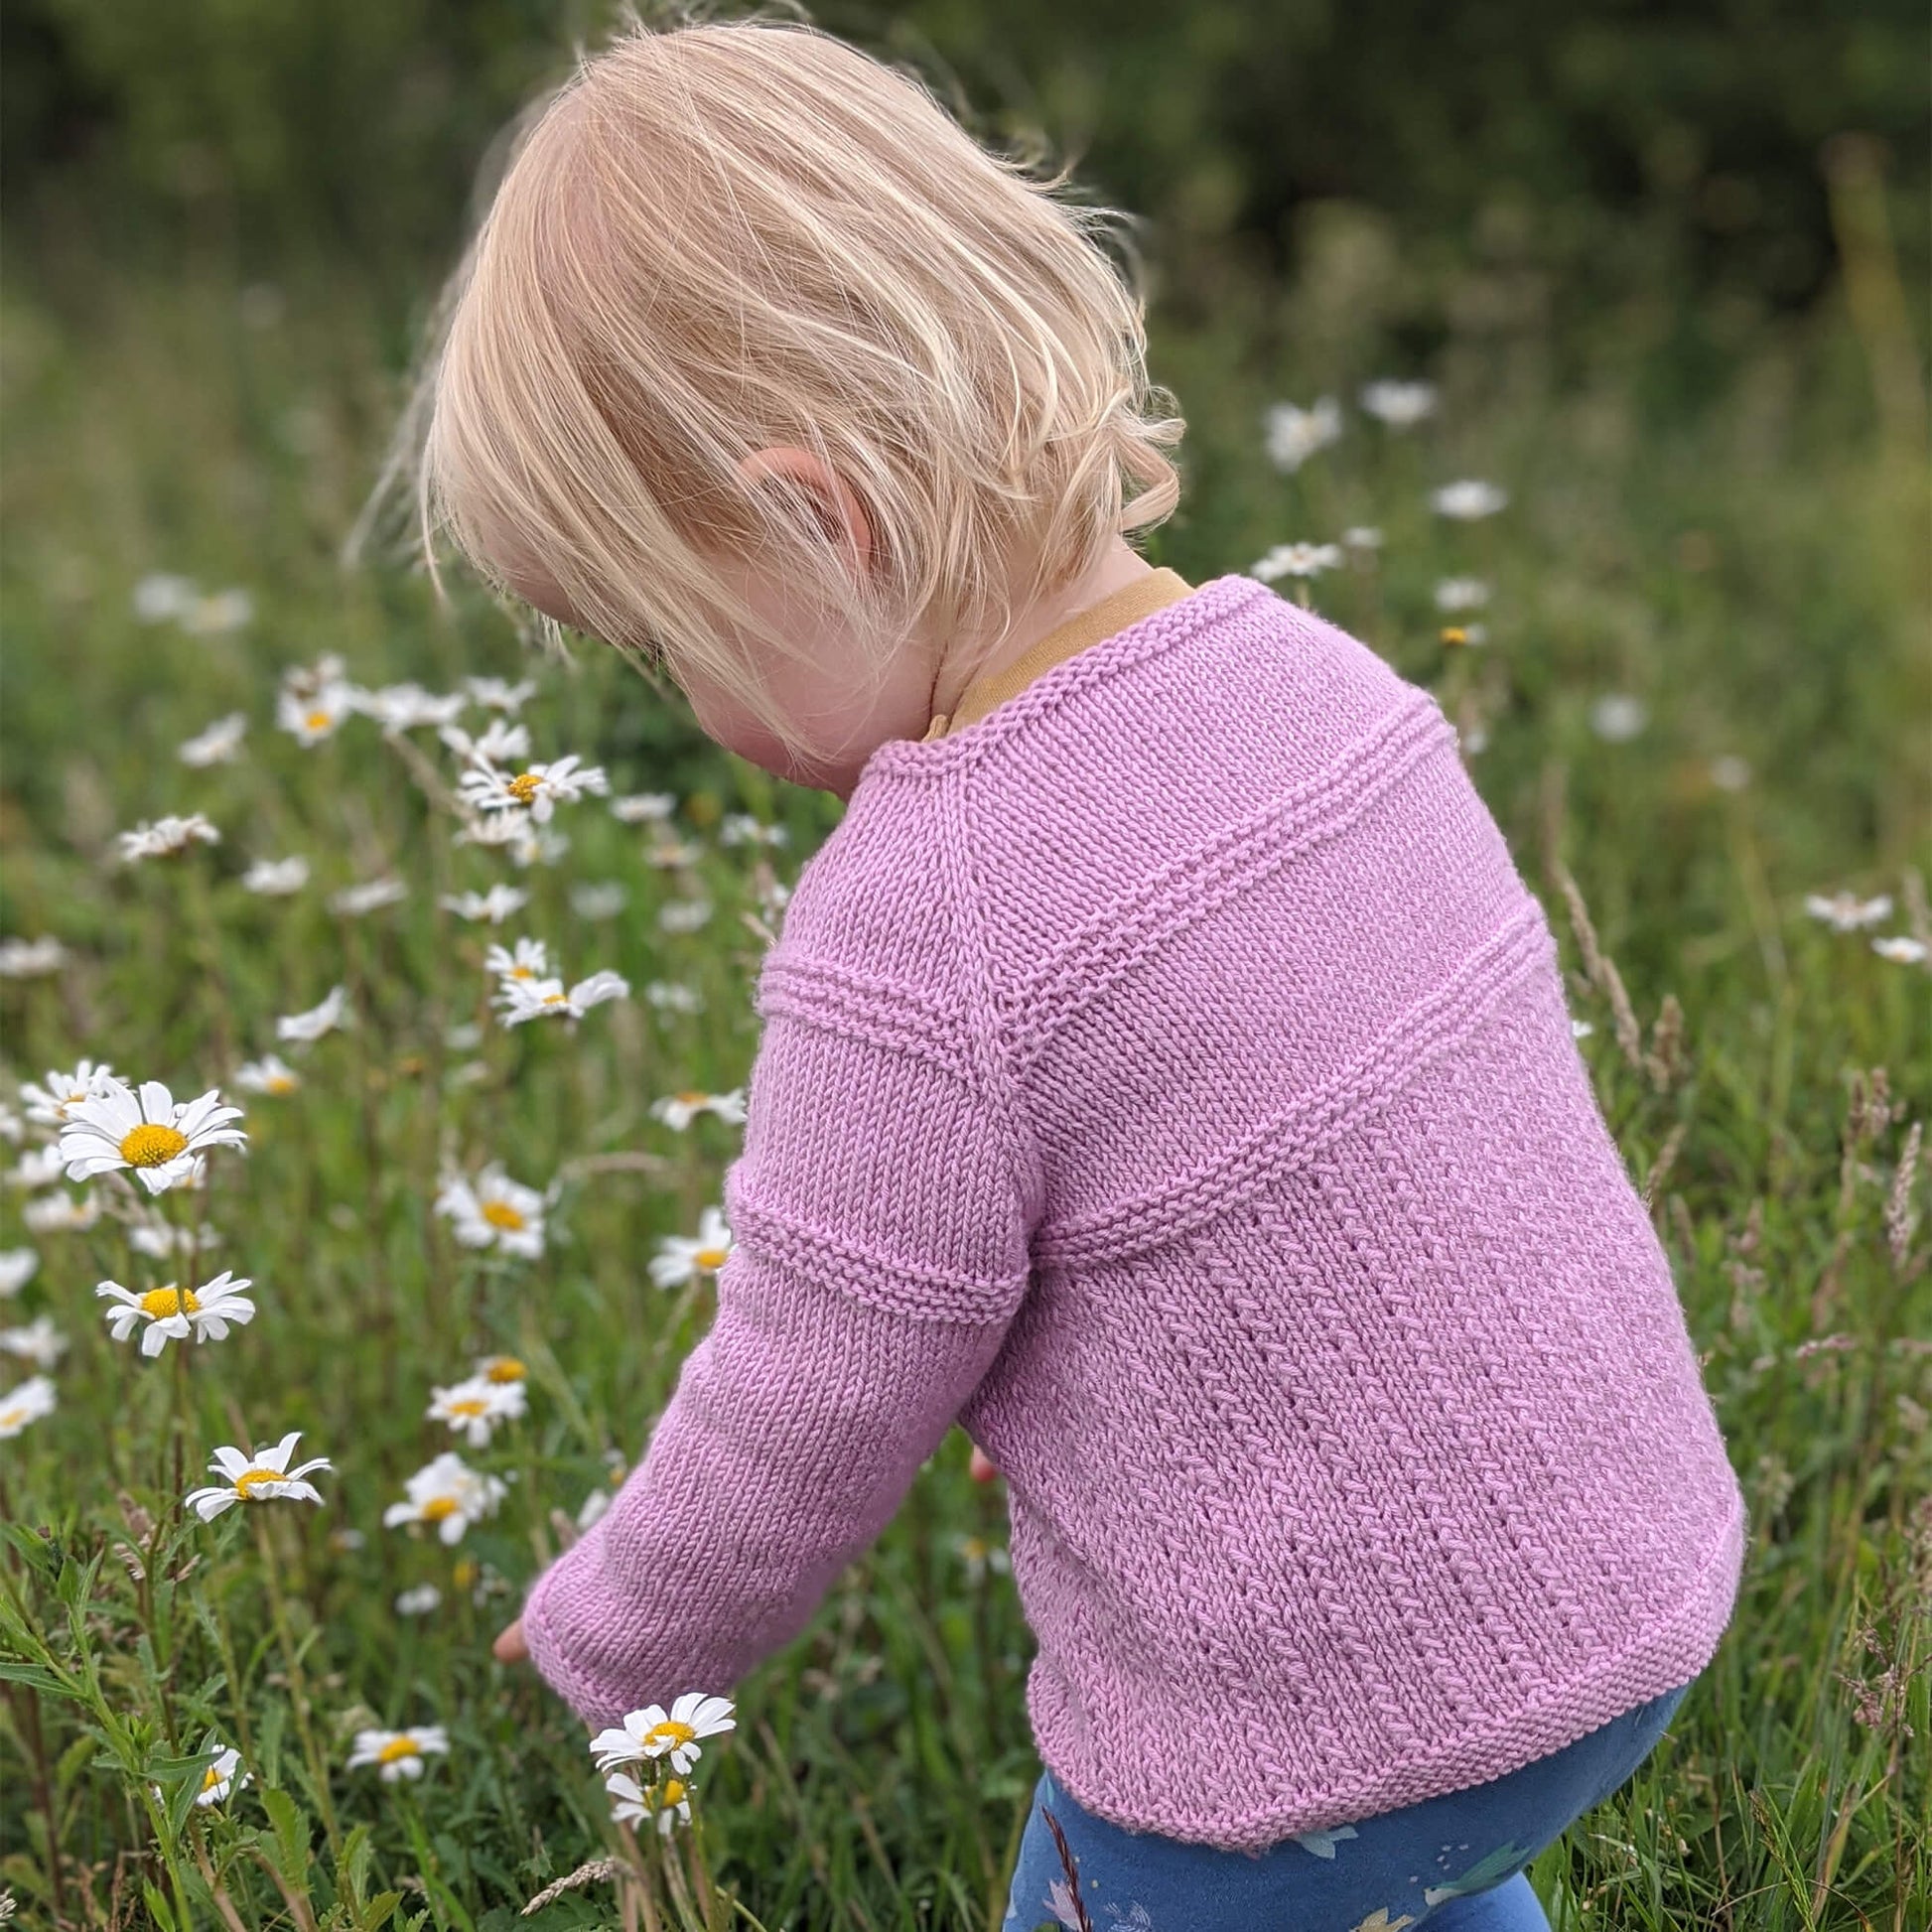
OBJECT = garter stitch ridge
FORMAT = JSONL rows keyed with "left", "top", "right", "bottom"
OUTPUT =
{"left": 520, "top": 573, "right": 1747, "bottom": 1850}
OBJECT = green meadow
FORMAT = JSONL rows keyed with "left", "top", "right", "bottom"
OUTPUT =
{"left": 2, "top": 16, "right": 1929, "bottom": 1928}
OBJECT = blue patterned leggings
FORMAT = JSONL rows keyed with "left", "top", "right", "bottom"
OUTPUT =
{"left": 1002, "top": 1682, "right": 1693, "bottom": 1932}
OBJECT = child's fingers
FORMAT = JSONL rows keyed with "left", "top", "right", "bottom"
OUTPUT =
{"left": 493, "top": 1615, "right": 529, "bottom": 1663}
{"left": 968, "top": 1442, "right": 1000, "bottom": 1482}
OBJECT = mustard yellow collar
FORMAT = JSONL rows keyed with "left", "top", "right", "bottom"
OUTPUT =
{"left": 921, "top": 567, "right": 1194, "bottom": 742}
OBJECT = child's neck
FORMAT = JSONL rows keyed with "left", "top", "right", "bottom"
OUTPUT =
{"left": 929, "top": 539, "right": 1155, "bottom": 728}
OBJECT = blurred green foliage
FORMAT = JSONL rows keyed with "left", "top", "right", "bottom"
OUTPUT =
{"left": 6, "top": 0, "right": 1927, "bottom": 337}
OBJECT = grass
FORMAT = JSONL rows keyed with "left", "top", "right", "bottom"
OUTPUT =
{"left": 0, "top": 213, "right": 1927, "bottom": 1932}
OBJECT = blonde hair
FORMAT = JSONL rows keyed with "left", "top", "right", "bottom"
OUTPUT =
{"left": 370, "top": 2, "right": 1183, "bottom": 766}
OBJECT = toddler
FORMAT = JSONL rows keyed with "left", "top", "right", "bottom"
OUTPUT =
{"left": 400, "top": 14, "right": 1746, "bottom": 1928}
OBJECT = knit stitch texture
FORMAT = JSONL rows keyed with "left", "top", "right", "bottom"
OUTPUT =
{"left": 521, "top": 573, "right": 1747, "bottom": 1850}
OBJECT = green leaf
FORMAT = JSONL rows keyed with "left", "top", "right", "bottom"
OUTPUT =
{"left": 0, "top": 1521, "right": 57, "bottom": 1575}
{"left": 261, "top": 1785, "right": 314, "bottom": 1893}
{"left": 142, "top": 1880, "right": 178, "bottom": 1931}
{"left": 0, "top": 1660, "right": 78, "bottom": 1699}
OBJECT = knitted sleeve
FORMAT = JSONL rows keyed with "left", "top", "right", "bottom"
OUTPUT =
{"left": 519, "top": 946, "right": 1034, "bottom": 1728}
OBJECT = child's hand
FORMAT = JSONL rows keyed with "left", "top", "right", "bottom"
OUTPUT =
{"left": 968, "top": 1440, "right": 1000, "bottom": 1482}
{"left": 493, "top": 1616, "right": 528, "bottom": 1664}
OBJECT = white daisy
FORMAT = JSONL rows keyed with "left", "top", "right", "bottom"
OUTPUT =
{"left": 439, "top": 718, "right": 531, "bottom": 765}
{"left": 1434, "top": 578, "right": 1491, "bottom": 612}
{"left": 576, "top": 1486, "right": 614, "bottom": 1532}
{"left": 179, "top": 714, "right": 248, "bottom": 767}
{"left": 643, "top": 981, "right": 704, "bottom": 1015}
{"left": 611, "top": 792, "right": 678, "bottom": 824}
{"left": 235, "top": 1055, "right": 301, "bottom": 1096}
{"left": 457, "top": 754, "right": 609, "bottom": 824}
{"left": 474, "top": 1353, "right": 527, "bottom": 1386}
{"left": 484, "top": 937, "right": 550, "bottom": 987}
{"left": 118, "top": 815, "right": 220, "bottom": 863}
{"left": 1589, "top": 695, "right": 1648, "bottom": 743}
{"left": 394, "top": 1585, "right": 443, "bottom": 1617}
{"left": 1431, "top": 479, "right": 1509, "bottom": 520}
{"left": 642, "top": 836, "right": 704, "bottom": 872}
{"left": 1359, "top": 379, "right": 1438, "bottom": 427}
{"left": 383, "top": 1452, "right": 506, "bottom": 1544}
{"left": 440, "top": 885, "right": 528, "bottom": 926}
{"left": 185, "top": 1432, "right": 331, "bottom": 1519}
{"left": 1572, "top": 1019, "right": 1595, "bottom": 1039}
{"left": 0, "top": 1105, "right": 19, "bottom": 1143}
{"left": 129, "top": 1214, "right": 219, "bottom": 1261}
{"left": 98, "top": 1271, "right": 255, "bottom": 1357}
{"left": 276, "top": 681, "right": 359, "bottom": 746}
{"left": 1252, "top": 542, "right": 1343, "bottom": 583}
{"left": 1872, "top": 935, "right": 1927, "bottom": 965}
{"left": 1805, "top": 893, "right": 1893, "bottom": 932}
{"left": 0, "top": 936, "right": 67, "bottom": 978}
{"left": 569, "top": 882, "right": 628, "bottom": 920}
{"left": 0, "top": 1376, "right": 57, "bottom": 1439}
{"left": 463, "top": 676, "right": 537, "bottom": 714}
{"left": 278, "top": 986, "right": 350, "bottom": 1044}
{"left": 0, "top": 1250, "right": 39, "bottom": 1299}
{"left": 497, "top": 971, "right": 628, "bottom": 1028}
{"left": 346, "top": 1726, "right": 449, "bottom": 1782}
{"left": 1291, "top": 1823, "right": 1360, "bottom": 1859}
{"left": 456, "top": 808, "right": 535, "bottom": 851}
{"left": 357, "top": 684, "right": 466, "bottom": 734}
{"left": 20, "top": 1060, "right": 117, "bottom": 1132}
{"left": 434, "top": 1165, "right": 547, "bottom": 1258}
{"left": 133, "top": 574, "right": 198, "bottom": 622}
{"left": 648, "top": 1205, "right": 734, "bottom": 1288}
{"left": 719, "top": 814, "right": 788, "bottom": 848}
{"left": 607, "top": 1769, "right": 692, "bottom": 1838}
{"left": 59, "top": 1077, "right": 246, "bottom": 1194}
{"left": 649, "top": 1088, "right": 748, "bottom": 1131}
{"left": 590, "top": 1693, "right": 737, "bottom": 1777}
{"left": 1263, "top": 396, "right": 1342, "bottom": 474}
{"left": 329, "top": 878, "right": 407, "bottom": 917}
{"left": 192, "top": 1746, "right": 249, "bottom": 1808}
{"left": 658, "top": 898, "right": 713, "bottom": 933}
{"left": 243, "top": 856, "right": 310, "bottom": 896}
{"left": 7, "top": 1147, "right": 67, "bottom": 1190}
{"left": 0, "top": 1316, "right": 68, "bottom": 1369}
{"left": 1340, "top": 525, "right": 1384, "bottom": 551}
{"left": 179, "top": 589, "right": 253, "bottom": 636}
{"left": 23, "top": 1192, "right": 98, "bottom": 1234}
{"left": 426, "top": 1375, "right": 527, "bottom": 1449}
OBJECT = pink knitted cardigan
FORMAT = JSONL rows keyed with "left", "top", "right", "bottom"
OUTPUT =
{"left": 523, "top": 573, "right": 1746, "bottom": 1850}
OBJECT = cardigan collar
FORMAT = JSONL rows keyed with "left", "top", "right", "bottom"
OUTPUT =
{"left": 920, "top": 567, "right": 1195, "bottom": 742}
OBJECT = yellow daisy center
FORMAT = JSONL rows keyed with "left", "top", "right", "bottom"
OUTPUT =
{"left": 446, "top": 1398, "right": 488, "bottom": 1419}
{"left": 675, "top": 1090, "right": 708, "bottom": 1106}
{"left": 540, "top": 990, "right": 568, "bottom": 1007}
{"left": 266, "top": 1073, "right": 298, "bottom": 1094}
{"left": 120, "top": 1123, "right": 190, "bottom": 1168}
{"left": 139, "top": 1285, "right": 201, "bottom": 1318}
{"left": 506, "top": 771, "right": 542, "bottom": 804}
{"left": 1440, "top": 625, "right": 1469, "bottom": 647}
{"left": 644, "top": 1719, "right": 696, "bottom": 1751}
{"left": 694, "top": 1247, "right": 729, "bottom": 1271}
{"left": 0, "top": 1404, "right": 25, "bottom": 1430}
{"left": 376, "top": 1737, "right": 421, "bottom": 1765}
{"left": 452, "top": 1559, "right": 479, "bottom": 1588}
{"left": 305, "top": 708, "right": 332, "bottom": 732}
{"left": 659, "top": 1777, "right": 687, "bottom": 1807}
{"left": 202, "top": 1764, "right": 225, "bottom": 1793}
{"left": 483, "top": 1357, "right": 525, "bottom": 1384}
{"left": 233, "top": 1467, "right": 283, "bottom": 1498}
{"left": 420, "top": 1496, "right": 460, "bottom": 1522}
{"left": 481, "top": 1200, "right": 526, "bottom": 1232}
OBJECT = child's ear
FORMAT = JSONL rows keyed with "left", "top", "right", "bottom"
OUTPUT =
{"left": 735, "top": 445, "right": 873, "bottom": 579}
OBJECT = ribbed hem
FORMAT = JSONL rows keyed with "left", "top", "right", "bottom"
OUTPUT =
{"left": 520, "top": 1555, "right": 626, "bottom": 1728}
{"left": 1030, "top": 1489, "right": 1746, "bottom": 1853}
